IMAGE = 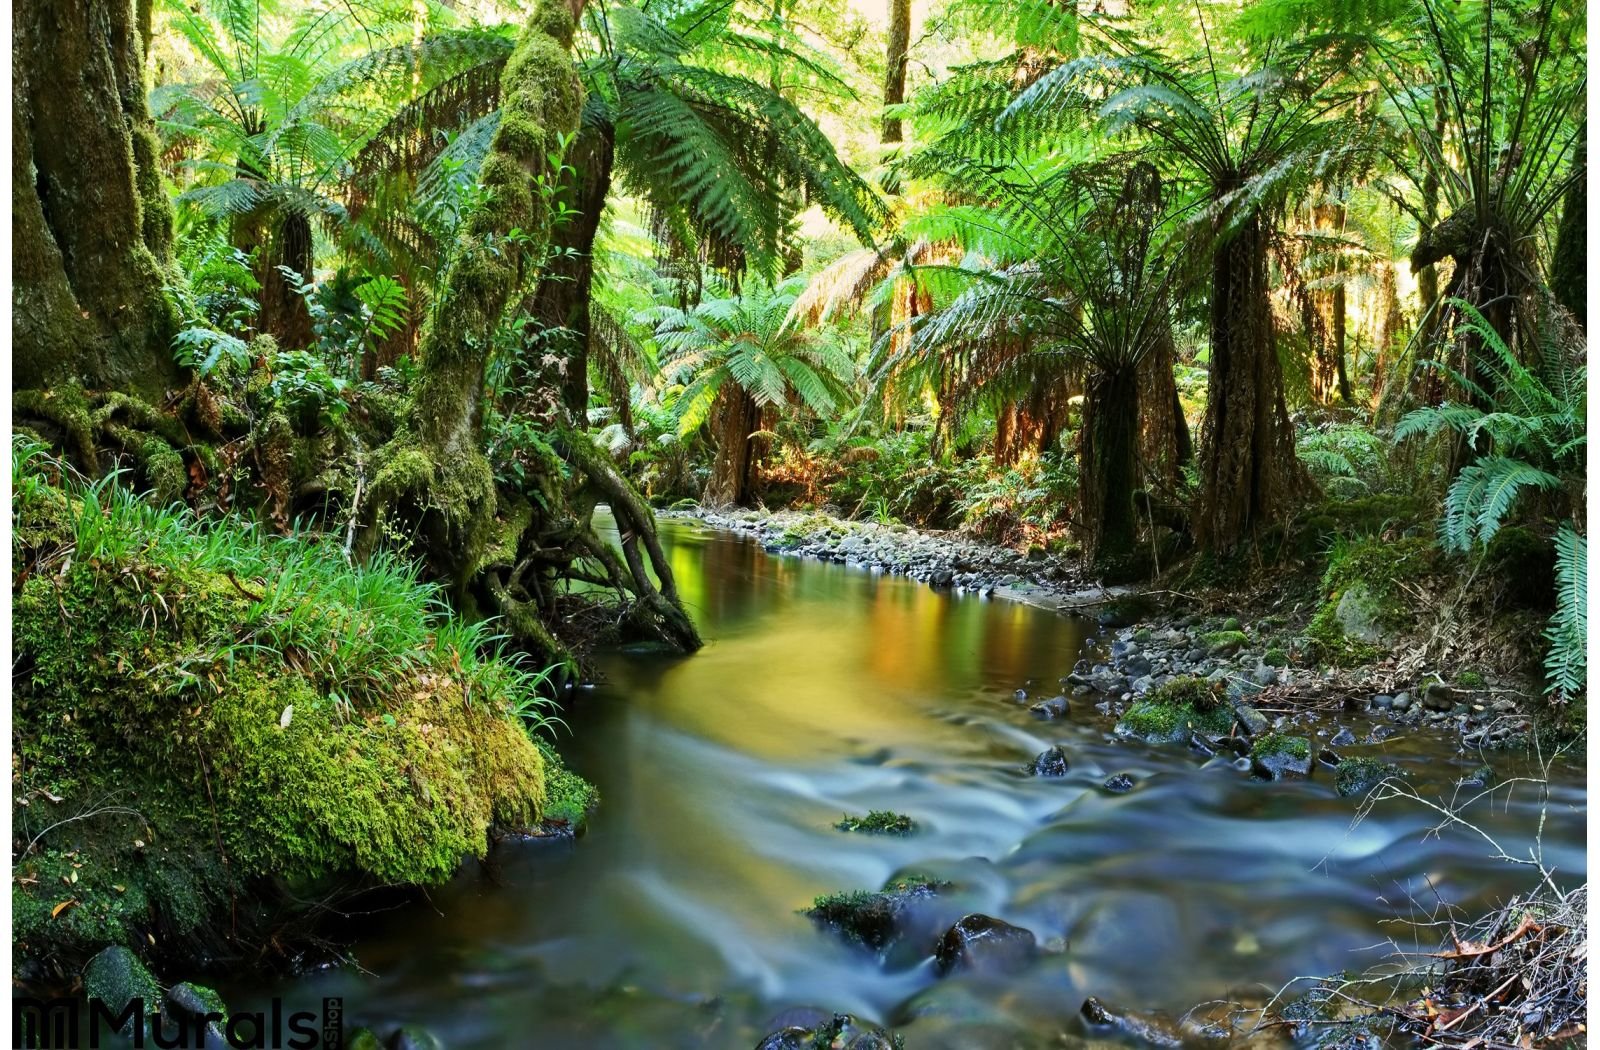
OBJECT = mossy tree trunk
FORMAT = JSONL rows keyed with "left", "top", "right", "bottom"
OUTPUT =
{"left": 882, "top": 0, "right": 911, "bottom": 144}
{"left": 1195, "top": 213, "right": 1310, "bottom": 551}
{"left": 361, "top": 0, "right": 699, "bottom": 659}
{"left": 1081, "top": 365, "right": 1140, "bottom": 577}
{"left": 13, "top": 0, "right": 181, "bottom": 401}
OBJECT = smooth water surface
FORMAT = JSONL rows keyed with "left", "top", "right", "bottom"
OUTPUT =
{"left": 236, "top": 517, "right": 1587, "bottom": 1048}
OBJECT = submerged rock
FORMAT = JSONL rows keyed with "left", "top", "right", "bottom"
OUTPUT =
{"left": 935, "top": 914, "right": 1038, "bottom": 975}
{"left": 389, "top": 1026, "right": 445, "bottom": 1050}
{"left": 1026, "top": 746, "right": 1071, "bottom": 776}
{"left": 1102, "top": 773, "right": 1135, "bottom": 793}
{"left": 1334, "top": 757, "right": 1403, "bottom": 797}
{"left": 1080, "top": 996, "right": 1229, "bottom": 1047}
{"left": 1029, "top": 696, "right": 1070, "bottom": 719}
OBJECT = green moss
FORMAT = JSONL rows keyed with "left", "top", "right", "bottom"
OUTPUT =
{"left": 835, "top": 810, "right": 916, "bottom": 835}
{"left": 1335, "top": 758, "right": 1402, "bottom": 798}
{"left": 804, "top": 874, "right": 945, "bottom": 952}
{"left": 532, "top": 738, "right": 597, "bottom": 831}
{"left": 1201, "top": 630, "right": 1249, "bottom": 654}
{"left": 12, "top": 468, "right": 553, "bottom": 974}
{"left": 1263, "top": 647, "right": 1289, "bottom": 667}
{"left": 1250, "top": 732, "right": 1310, "bottom": 761}
{"left": 1117, "top": 682, "right": 1234, "bottom": 743}
{"left": 1455, "top": 669, "right": 1486, "bottom": 688}
{"left": 1308, "top": 536, "right": 1435, "bottom": 666}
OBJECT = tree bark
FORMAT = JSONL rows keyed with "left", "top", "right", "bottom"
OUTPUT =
{"left": 1081, "top": 365, "right": 1140, "bottom": 576}
{"left": 704, "top": 385, "right": 762, "bottom": 507}
{"left": 13, "top": 0, "right": 181, "bottom": 400}
{"left": 1552, "top": 120, "right": 1585, "bottom": 330}
{"left": 1136, "top": 327, "right": 1189, "bottom": 486}
{"left": 524, "top": 118, "right": 616, "bottom": 425}
{"left": 254, "top": 210, "right": 315, "bottom": 352}
{"left": 881, "top": 0, "right": 911, "bottom": 143}
{"left": 1195, "top": 215, "right": 1309, "bottom": 551}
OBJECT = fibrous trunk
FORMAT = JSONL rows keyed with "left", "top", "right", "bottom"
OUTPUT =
{"left": 1136, "top": 327, "right": 1190, "bottom": 487}
{"left": 1196, "top": 215, "right": 1309, "bottom": 551}
{"left": 704, "top": 386, "right": 763, "bottom": 507}
{"left": 13, "top": 0, "right": 181, "bottom": 400}
{"left": 1081, "top": 366, "right": 1141, "bottom": 576}
{"left": 1552, "top": 120, "right": 1585, "bottom": 330}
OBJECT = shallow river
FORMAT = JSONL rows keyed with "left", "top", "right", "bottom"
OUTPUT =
{"left": 237, "top": 516, "right": 1586, "bottom": 1048}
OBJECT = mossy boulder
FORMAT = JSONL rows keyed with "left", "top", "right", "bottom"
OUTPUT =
{"left": 1334, "top": 758, "right": 1403, "bottom": 798}
{"left": 1201, "top": 630, "right": 1249, "bottom": 655}
{"left": 83, "top": 946, "right": 160, "bottom": 1037}
{"left": 804, "top": 875, "right": 945, "bottom": 954}
{"left": 1114, "top": 677, "right": 1233, "bottom": 743}
{"left": 1250, "top": 733, "right": 1312, "bottom": 780}
{"left": 1308, "top": 537, "right": 1435, "bottom": 666}
{"left": 12, "top": 467, "right": 585, "bottom": 976}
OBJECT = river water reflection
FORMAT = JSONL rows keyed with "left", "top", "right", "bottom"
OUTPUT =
{"left": 235, "top": 515, "right": 1586, "bottom": 1048}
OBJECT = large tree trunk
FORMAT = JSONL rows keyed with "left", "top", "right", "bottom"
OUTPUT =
{"left": 254, "top": 209, "right": 315, "bottom": 352}
{"left": 1081, "top": 365, "right": 1141, "bottom": 576}
{"left": 524, "top": 118, "right": 616, "bottom": 425}
{"left": 1136, "top": 327, "right": 1189, "bottom": 486}
{"left": 704, "top": 386, "right": 762, "bottom": 507}
{"left": 881, "top": 0, "right": 911, "bottom": 143}
{"left": 1332, "top": 279, "right": 1351, "bottom": 402}
{"left": 1552, "top": 120, "right": 1585, "bottom": 330}
{"left": 1196, "top": 215, "right": 1309, "bottom": 551}
{"left": 13, "top": 0, "right": 181, "bottom": 400}
{"left": 363, "top": 0, "right": 587, "bottom": 591}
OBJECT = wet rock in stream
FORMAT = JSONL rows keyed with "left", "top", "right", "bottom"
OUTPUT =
{"left": 1102, "top": 773, "right": 1136, "bottom": 793}
{"left": 1026, "top": 746, "right": 1071, "bottom": 776}
{"left": 1079, "top": 996, "right": 1230, "bottom": 1047}
{"left": 804, "top": 875, "right": 945, "bottom": 954}
{"left": 934, "top": 914, "right": 1038, "bottom": 976}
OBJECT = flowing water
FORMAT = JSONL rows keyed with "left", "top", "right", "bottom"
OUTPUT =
{"left": 235, "top": 517, "right": 1586, "bottom": 1048}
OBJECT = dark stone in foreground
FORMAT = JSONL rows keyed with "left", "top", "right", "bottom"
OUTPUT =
{"left": 935, "top": 914, "right": 1037, "bottom": 975}
{"left": 1102, "top": 773, "right": 1135, "bottom": 793}
{"left": 1080, "top": 996, "right": 1229, "bottom": 1047}
{"left": 390, "top": 1026, "right": 445, "bottom": 1050}
{"left": 84, "top": 947, "right": 160, "bottom": 1038}
{"left": 1026, "top": 746, "right": 1070, "bottom": 776}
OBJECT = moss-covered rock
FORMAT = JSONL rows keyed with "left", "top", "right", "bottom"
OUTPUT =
{"left": 1201, "top": 629, "right": 1249, "bottom": 654}
{"left": 835, "top": 811, "right": 916, "bottom": 835}
{"left": 1114, "top": 677, "right": 1233, "bottom": 743}
{"left": 1334, "top": 758, "right": 1403, "bottom": 798}
{"left": 12, "top": 465, "right": 572, "bottom": 976}
{"left": 1308, "top": 537, "right": 1435, "bottom": 666}
{"left": 804, "top": 875, "right": 945, "bottom": 954}
{"left": 1250, "top": 733, "right": 1312, "bottom": 780}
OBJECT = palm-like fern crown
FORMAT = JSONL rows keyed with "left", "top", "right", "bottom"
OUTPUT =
{"left": 1369, "top": 0, "right": 1584, "bottom": 254}
{"left": 648, "top": 275, "right": 857, "bottom": 436}
{"left": 154, "top": 0, "right": 514, "bottom": 252}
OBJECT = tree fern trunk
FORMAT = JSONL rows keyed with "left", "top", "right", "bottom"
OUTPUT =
{"left": 1082, "top": 365, "right": 1140, "bottom": 577}
{"left": 1137, "top": 326, "right": 1187, "bottom": 486}
{"left": 1196, "top": 215, "right": 1310, "bottom": 551}
{"left": 13, "top": 0, "right": 181, "bottom": 400}
{"left": 705, "top": 386, "right": 761, "bottom": 507}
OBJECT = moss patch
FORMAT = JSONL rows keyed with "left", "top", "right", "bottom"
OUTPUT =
{"left": 1308, "top": 537, "right": 1435, "bottom": 666}
{"left": 835, "top": 810, "right": 916, "bottom": 835}
{"left": 1335, "top": 758, "right": 1403, "bottom": 798}
{"left": 12, "top": 462, "right": 557, "bottom": 975}
{"left": 1201, "top": 629, "right": 1249, "bottom": 654}
{"left": 1116, "top": 677, "right": 1233, "bottom": 742}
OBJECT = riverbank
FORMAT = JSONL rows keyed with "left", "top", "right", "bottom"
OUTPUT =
{"left": 668, "top": 507, "right": 1122, "bottom": 612}
{"left": 671, "top": 503, "right": 1554, "bottom": 753}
